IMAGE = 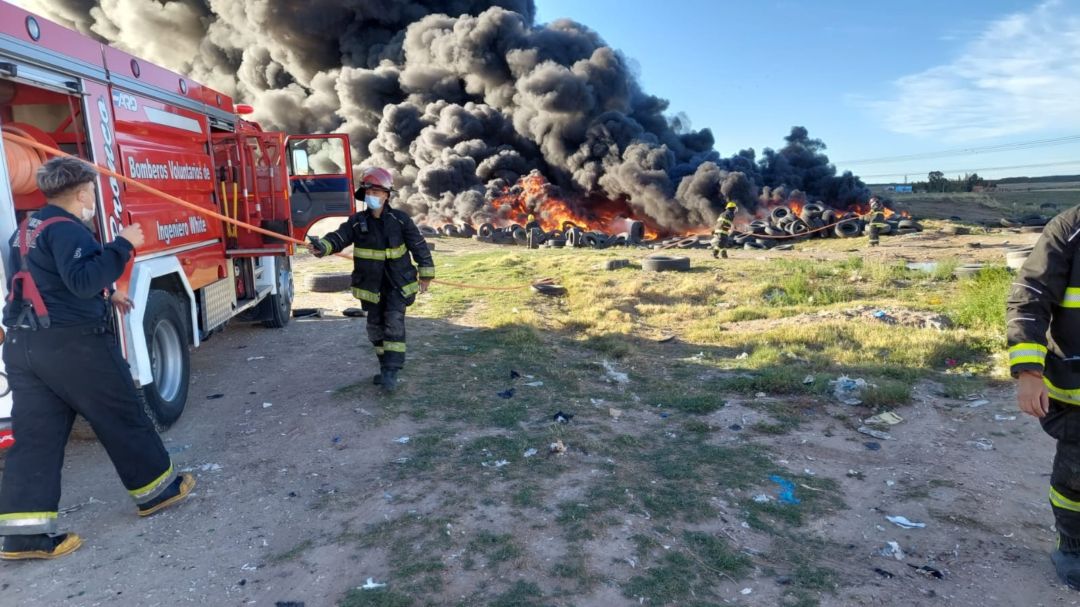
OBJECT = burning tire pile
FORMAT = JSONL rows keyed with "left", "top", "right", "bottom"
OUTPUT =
{"left": 422, "top": 203, "right": 922, "bottom": 251}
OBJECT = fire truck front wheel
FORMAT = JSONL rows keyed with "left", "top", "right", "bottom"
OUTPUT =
{"left": 138, "top": 290, "right": 191, "bottom": 430}
{"left": 261, "top": 256, "right": 293, "bottom": 329}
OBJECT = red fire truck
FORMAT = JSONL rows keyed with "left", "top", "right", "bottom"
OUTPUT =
{"left": 0, "top": 0, "right": 356, "bottom": 440}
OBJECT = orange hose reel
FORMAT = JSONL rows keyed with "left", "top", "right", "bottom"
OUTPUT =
{"left": 2, "top": 123, "right": 57, "bottom": 195}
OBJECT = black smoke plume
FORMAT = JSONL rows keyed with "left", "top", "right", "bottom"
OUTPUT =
{"left": 24, "top": 0, "right": 868, "bottom": 230}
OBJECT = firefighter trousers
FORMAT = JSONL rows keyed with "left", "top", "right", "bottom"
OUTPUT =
{"left": 365, "top": 285, "right": 408, "bottom": 371}
{"left": 868, "top": 225, "right": 881, "bottom": 246}
{"left": 0, "top": 325, "right": 175, "bottom": 535}
{"left": 1041, "top": 398, "right": 1080, "bottom": 550}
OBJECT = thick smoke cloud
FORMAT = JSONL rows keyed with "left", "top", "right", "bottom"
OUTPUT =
{"left": 22, "top": 0, "right": 868, "bottom": 230}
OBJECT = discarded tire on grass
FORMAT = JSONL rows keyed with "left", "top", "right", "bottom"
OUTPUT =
{"left": 478, "top": 223, "right": 495, "bottom": 239}
{"left": 601, "top": 259, "right": 631, "bottom": 271}
{"left": 770, "top": 206, "right": 793, "bottom": 224}
{"left": 953, "top": 264, "right": 986, "bottom": 279}
{"left": 532, "top": 279, "right": 567, "bottom": 296}
{"left": 419, "top": 225, "right": 438, "bottom": 237}
{"left": 628, "top": 221, "right": 646, "bottom": 244}
{"left": 545, "top": 238, "right": 567, "bottom": 248}
{"left": 308, "top": 273, "right": 352, "bottom": 293}
{"left": 642, "top": 255, "right": 691, "bottom": 272}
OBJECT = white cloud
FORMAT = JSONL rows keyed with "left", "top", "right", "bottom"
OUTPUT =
{"left": 867, "top": 1, "right": 1080, "bottom": 142}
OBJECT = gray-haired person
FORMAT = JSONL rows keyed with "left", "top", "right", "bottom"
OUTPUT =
{"left": 0, "top": 157, "right": 194, "bottom": 561}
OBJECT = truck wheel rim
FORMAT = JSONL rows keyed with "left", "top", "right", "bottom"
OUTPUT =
{"left": 150, "top": 319, "right": 183, "bottom": 402}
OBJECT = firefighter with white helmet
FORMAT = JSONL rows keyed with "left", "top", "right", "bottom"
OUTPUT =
{"left": 307, "top": 167, "right": 435, "bottom": 392}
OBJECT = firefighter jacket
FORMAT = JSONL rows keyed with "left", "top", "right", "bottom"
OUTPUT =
{"left": 1006, "top": 206, "right": 1080, "bottom": 404}
{"left": 714, "top": 209, "right": 736, "bottom": 235}
{"left": 865, "top": 205, "right": 887, "bottom": 228}
{"left": 317, "top": 206, "right": 435, "bottom": 307}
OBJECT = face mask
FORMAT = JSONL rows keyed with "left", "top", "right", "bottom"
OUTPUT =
{"left": 79, "top": 200, "right": 96, "bottom": 223}
{"left": 365, "top": 194, "right": 384, "bottom": 211}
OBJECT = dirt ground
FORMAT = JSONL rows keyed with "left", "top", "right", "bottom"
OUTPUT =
{"left": 1, "top": 226, "right": 1078, "bottom": 607}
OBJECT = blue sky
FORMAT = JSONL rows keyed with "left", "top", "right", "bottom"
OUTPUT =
{"left": 536, "top": 0, "right": 1080, "bottom": 182}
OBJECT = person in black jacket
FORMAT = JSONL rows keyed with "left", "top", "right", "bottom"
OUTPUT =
{"left": 308, "top": 167, "right": 435, "bottom": 392}
{"left": 711, "top": 200, "right": 737, "bottom": 258}
{"left": 1007, "top": 205, "right": 1080, "bottom": 589}
{"left": 0, "top": 157, "right": 194, "bottom": 561}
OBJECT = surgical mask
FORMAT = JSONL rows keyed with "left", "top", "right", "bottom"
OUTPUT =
{"left": 364, "top": 194, "right": 383, "bottom": 211}
{"left": 79, "top": 202, "right": 96, "bottom": 223}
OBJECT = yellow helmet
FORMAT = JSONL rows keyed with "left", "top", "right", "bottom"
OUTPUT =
{"left": 528, "top": 214, "right": 536, "bottom": 222}
{"left": 726, "top": 201, "right": 737, "bottom": 209}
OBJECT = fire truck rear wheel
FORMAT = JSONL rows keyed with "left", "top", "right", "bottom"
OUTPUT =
{"left": 261, "top": 256, "right": 293, "bottom": 329}
{"left": 138, "top": 291, "right": 191, "bottom": 431}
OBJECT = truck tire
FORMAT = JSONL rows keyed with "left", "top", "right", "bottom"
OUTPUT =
{"left": 261, "top": 256, "right": 293, "bottom": 328}
{"left": 642, "top": 255, "right": 691, "bottom": 272}
{"left": 138, "top": 291, "right": 191, "bottom": 430}
{"left": 308, "top": 272, "right": 352, "bottom": 293}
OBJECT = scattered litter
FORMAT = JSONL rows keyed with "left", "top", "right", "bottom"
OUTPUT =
{"left": 553, "top": 411, "right": 574, "bottom": 424}
{"left": 753, "top": 494, "right": 773, "bottom": 504}
{"left": 550, "top": 440, "right": 567, "bottom": 455}
{"left": 994, "top": 414, "right": 1017, "bottom": 422}
{"left": 393, "top": 457, "right": 410, "bottom": 464}
{"left": 497, "top": 388, "right": 516, "bottom": 399}
{"left": 908, "top": 564, "right": 944, "bottom": 580}
{"left": 206, "top": 394, "right": 225, "bottom": 400}
{"left": 967, "top": 399, "right": 990, "bottom": 408}
{"left": 690, "top": 352, "right": 706, "bottom": 361}
{"left": 166, "top": 444, "right": 191, "bottom": 455}
{"left": 864, "top": 441, "right": 882, "bottom": 451}
{"left": 858, "top": 426, "right": 893, "bottom": 441}
{"left": 481, "top": 460, "right": 510, "bottom": 469}
{"left": 966, "top": 438, "right": 994, "bottom": 451}
{"left": 865, "top": 412, "right": 904, "bottom": 427}
{"left": 262, "top": 402, "right": 273, "bottom": 409}
{"left": 736, "top": 352, "right": 750, "bottom": 360}
{"left": 510, "top": 370, "right": 521, "bottom": 380}
{"left": 881, "top": 541, "right": 906, "bottom": 560}
{"left": 846, "top": 469, "right": 862, "bottom": 478}
{"left": 355, "top": 408, "right": 373, "bottom": 416}
{"left": 590, "top": 398, "right": 606, "bottom": 406}
{"left": 246, "top": 356, "right": 266, "bottom": 362}
{"left": 525, "top": 381, "right": 544, "bottom": 387}
{"left": 523, "top": 448, "right": 538, "bottom": 458}
{"left": 394, "top": 436, "right": 411, "bottom": 444}
{"left": 803, "top": 468, "right": 816, "bottom": 477}
{"left": 775, "top": 576, "right": 793, "bottom": 585}
{"left": 343, "top": 307, "right": 366, "bottom": 318}
{"left": 873, "top": 567, "right": 895, "bottom": 579}
{"left": 728, "top": 424, "right": 743, "bottom": 432}
{"left": 872, "top": 310, "right": 896, "bottom": 324}
{"left": 332, "top": 436, "right": 342, "bottom": 445}
{"left": 770, "top": 475, "right": 800, "bottom": 505}
{"left": 241, "top": 563, "right": 258, "bottom": 572}
{"left": 360, "top": 578, "right": 387, "bottom": 590}
{"left": 275, "top": 602, "right": 304, "bottom": 607}
{"left": 59, "top": 497, "right": 104, "bottom": 515}
{"left": 740, "top": 588, "right": 753, "bottom": 595}
{"left": 886, "top": 480, "right": 896, "bottom": 487}
{"left": 601, "top": 360, "right": 630, "bottom": 384}
{"left": 831, "top": 375, "right": 873, "bottom": 406}
{"left": 886, "top": 516, "right": 926, "bottom": 529}
{"left": 803, "top": 375, "right": 815, "bottom": 385}
{"left": 608, "top": 408, "right": 623, "bottom": 420}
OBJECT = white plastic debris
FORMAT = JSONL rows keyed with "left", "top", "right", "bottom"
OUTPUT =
{"left": 524, "top": 381, "right": 544, "bottom": 387}
{"left": 523, "top": 448, "right": 538, "bottom": 458}
{"left": 755, "top": 392, "right": 767, "bottom": 399}
{"left": 865, "top": 412, "right": 904, "bottom": 426}
{"left": 967, "top": 438, "right": 994, "bottom": 451}
{"left": 967, "top": 399, "right": 991, "bottom": 408}
{"left": 882, "top": 541, "right": 906, "bottom": 561}
{"left": 994, "top": 414, "right": 1017, "bottom": 422}
{"left": 803, "top": 375, "right": 815, "bottom": 384}
{"left": 753, "top": 494, "right": 772, "bottom": 503}
{"left": 394, "top": 436, "right": 411, "bottom": 444}
{"left": 886, "top": 515, "right": 926, "bottom": 529}
{"left": 736, "top": 352, "right": 750, "bottom": 360}
{"left": 831, "top": 375, "right": 873, "bottom": 406}
{"left": 246, "top": 356, "right": 266, "bottom": 362}
{"left": 740, "top": 588, "right": 753, "bottom": 595}
{"left": 262, "top": 402, "right": 272, "bottom": 409}
{"left": 241, "top": 563, "right": 258, "bottom": 571}
{"left": 601, "top": 360, "right": 629, "bottom": 384}
{"left": 886, "top": 480, "right": 896, "bottom": 487}
{"left": 360, "top": 578, "right": 387, "bottom": 590}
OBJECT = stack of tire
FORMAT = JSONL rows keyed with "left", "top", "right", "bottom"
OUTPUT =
{"left": 1005, "top": 246, "right": 1033, "bottom": 272}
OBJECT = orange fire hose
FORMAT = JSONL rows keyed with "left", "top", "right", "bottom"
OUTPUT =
{"left": 0, "top": 130, "right": 531, "bottom": 291}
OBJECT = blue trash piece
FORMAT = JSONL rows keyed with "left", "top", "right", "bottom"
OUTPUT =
{"left": 497, "top": 388, "right": 516, "bottom": 399}
{"left": 873, "top": 310, "right": 887, "bottom": 318}
{"left": 660, "top": 412, "right": 670, "bottom": 419}
{"left": 770, "top": 475, "right": 800, "bottom": 505}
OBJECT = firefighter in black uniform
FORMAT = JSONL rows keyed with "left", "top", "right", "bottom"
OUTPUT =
{"left": 711, "top": 200, "right": 738, "bottom": 258}
{"left": 0, "top": 157, "right": 194, "bottom": 561}
{"left": 1007, "top": 204, "right": 1080, "bottom": 589}
{"left": 308, "top": 167, "right": 435, "bottom": 393}
{"left": 865, "top": 196, "right": 886, "bottom": 247}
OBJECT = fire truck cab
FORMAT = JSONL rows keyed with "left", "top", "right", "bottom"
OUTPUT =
{"left": 0, "top": 1, "right": 356, "bottom": 440}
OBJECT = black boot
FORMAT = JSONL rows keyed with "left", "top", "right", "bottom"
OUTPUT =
{"left": 137, "top": 473, "right": 196, "bottom": 517}
{"left": 373, "top": 372, "right": 382, "bottom": 386}
{"left": 1055, "top": 535, "right": 1080, "bottom": 590}
{"left": 381, "top": 369, "right": 398, "bottom": 393}
{"left": 1, "top": 533, "right": 82, "bottom": 560}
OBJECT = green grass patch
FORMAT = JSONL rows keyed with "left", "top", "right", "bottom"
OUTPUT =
{"left": 947, "top": 266, "right": 1012, "bottom": 332}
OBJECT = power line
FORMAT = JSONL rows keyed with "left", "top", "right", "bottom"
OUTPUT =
{"left": 860, "top": 160, "right": 1080, "bottom": 181}
{"left": 836, "top": 135, "right": 1080, "bottom": 166}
